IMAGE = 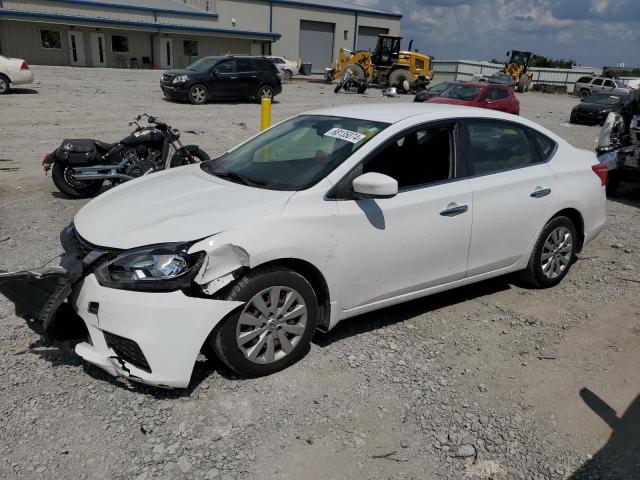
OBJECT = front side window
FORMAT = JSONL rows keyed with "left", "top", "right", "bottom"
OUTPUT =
{"left": 183, "top": 40, "right": 198, "bottom": 57}
{"left": 604, "top": 80, "right": 615, "bottom": 88}
{"left": 493, "top": 88, "right": 509, "bottom": 100}
{"left": 362, "top": 124, "right": 455, "bottom": 189}
{"left": 215, "top": 60, "right": 237, "bottom": 74}
{"left": 40, "top": 29, "right": 62, "bottom": 49}
{"left": 467, "top": 121, "right": 535, "bottom": 175}
{"left": 111, "top": 35, "right": 129, "bottom": 53}
{"left": 187, "top": 57, "right": 218, "bottom": 72}
{"left": 201, "top": 115, "right": 387, "bottom": 191}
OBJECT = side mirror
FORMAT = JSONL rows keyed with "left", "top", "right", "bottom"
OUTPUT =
{"left": 352, "top": 172, "right": 398, "bottom": 198}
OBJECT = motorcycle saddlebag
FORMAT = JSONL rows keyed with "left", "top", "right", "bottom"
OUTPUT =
{"left": 57, "top": 139, "right": 98, "bottom": 164}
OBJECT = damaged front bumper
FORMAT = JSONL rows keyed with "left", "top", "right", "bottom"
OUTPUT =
{"left": 0, "top": 266, "right": 242, "bottom": 389}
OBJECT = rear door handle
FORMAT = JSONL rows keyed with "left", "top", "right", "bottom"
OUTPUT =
{"left": 440, "top": 204, "right": 469, "bottom": 217}
{"left": 530, "top": 187, "right": 551, "bottom": 198}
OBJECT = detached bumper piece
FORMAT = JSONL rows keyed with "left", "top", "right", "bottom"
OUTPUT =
{"left": 0, "top": 266, "right": 80, "bottom": 344}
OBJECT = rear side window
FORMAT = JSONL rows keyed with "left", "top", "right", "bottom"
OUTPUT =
{"left": 466, "top": 121, "right": 535, "bottom": 175}
{"left": 493, "top": 88, "right": 509, "bottom": 100}
{"left": 577, "top": 76, "right": 592, "bottom": 84}
{"left": 531, "top": 130, "right": 556, "bottom": 161}
{"left": 237, "top": 58, "right": 255, "bottom": 72}
{"left": 592, "top": 78, "right": 603, "bottom": 86}
{"left": 257, "top": 59, "right": 277, "bottom": 73}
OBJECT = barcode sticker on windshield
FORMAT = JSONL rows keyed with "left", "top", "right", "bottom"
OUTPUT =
{"left": 324, "top": 128, "right": 366, "bottom": 144}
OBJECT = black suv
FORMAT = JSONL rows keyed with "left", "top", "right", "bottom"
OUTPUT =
{"left": 160, "top": 56, "right": 282, "bottom": 105}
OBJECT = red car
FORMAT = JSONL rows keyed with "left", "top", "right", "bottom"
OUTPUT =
{"left": 426, "top": 82, "right": 520, "bottom": 115}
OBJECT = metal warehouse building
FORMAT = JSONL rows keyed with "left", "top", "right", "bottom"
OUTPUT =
{"left": 0, "top": 0, "right": 401, "bottom": 72}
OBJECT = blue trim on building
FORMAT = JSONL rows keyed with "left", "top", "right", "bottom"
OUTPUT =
{"left": 0, "top": 10, "right": 281, "bottom": 39}
{"left": 270, "top": 0, "right": 402, "bottom": 19}
{"left": 352, "top": 12, "right": 358, "bottom": 50}
{"left": 37, "top": 0, "right": 218, "bottom": 18}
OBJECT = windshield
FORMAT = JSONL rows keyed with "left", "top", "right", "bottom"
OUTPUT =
{"left": 586, "top": 93, "right": 625, "bottom": 106}
{"left": 187, "top": 57, "right": 218, "bottom": 72}
{"left": 429, "top": 83, "right": 451, "bottom": 93}
{"left": 441, "top": 85, "right": 482, "bottom": 101}
{"left": 201, "top": 115, "right": 388, "bottom": 191}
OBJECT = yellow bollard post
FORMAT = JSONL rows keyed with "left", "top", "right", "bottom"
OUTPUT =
{"left": 261, "top": 97, "right": 271, "bottom": 131}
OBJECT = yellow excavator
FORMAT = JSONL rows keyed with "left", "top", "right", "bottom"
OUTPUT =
{"left": 325, "top": 34, "right": 433, "bottom": 88}
{"left": 502, "top": 50, "right": 534, "bottom": 92}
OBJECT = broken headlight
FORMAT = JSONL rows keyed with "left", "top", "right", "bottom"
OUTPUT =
{"left": 94, "top": 244, "right": 205, "bottom": 292}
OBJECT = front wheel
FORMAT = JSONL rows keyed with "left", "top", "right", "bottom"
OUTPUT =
{"left": 211, "top": 266, "right": 318, "bottom": 377}
{"left": 188, "top": 84, "right": 208, "bottom": 105}
{"left": 51, "top": 162, "right": 104, "bottom": 198}
{"left": 334, "top": 83, "right": 343, "bottom": 93}
{"left": 520, "top": 216, "right": 577, "bottom": 288}
{"left": 169, "top": 147, "right": 210, "bottom": 168}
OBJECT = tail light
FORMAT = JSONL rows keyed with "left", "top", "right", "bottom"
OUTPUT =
{"left": 42, "top": 153, "right": 53, "bottom": 172}
{"left": 591, "top": 163, "right": 608, "bottom": 186}
{"left": 20, "top": 61, "right": 29, "bottom": 70}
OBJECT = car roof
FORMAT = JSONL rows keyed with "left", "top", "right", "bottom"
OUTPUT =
{"left": 307, "top": 103, "right": 514, "bottom": 124}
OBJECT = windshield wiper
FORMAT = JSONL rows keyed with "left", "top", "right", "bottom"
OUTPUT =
{"left": 210, "top": 169, "right": 267, "bottom": 187}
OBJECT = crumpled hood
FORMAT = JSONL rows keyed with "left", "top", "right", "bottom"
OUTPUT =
{"left": 74, "top": 165, "right": 294, "bottom": 250}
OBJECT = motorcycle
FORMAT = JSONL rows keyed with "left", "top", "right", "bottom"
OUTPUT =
{"left": 597, "top": 91, "right": 640, "bottom": 195}
{"left": 43, "top": 114, "right": 210, "bottom": 198}
{"left": 334, "top": 70, "right": 369, "bottom": 94}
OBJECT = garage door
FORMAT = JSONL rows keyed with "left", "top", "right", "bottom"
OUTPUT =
{"left": 299, "top": 20, "right": 334, "bottom": 73}
{"left": 357, "top": 26, "right": 388, "bottom": 51}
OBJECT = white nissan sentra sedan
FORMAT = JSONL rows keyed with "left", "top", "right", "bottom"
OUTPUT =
{"left": 0, "top": 104, "right": 607, "bottom": 388}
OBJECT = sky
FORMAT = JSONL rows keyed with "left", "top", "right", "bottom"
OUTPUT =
{"left": 355, "top": 0, "right": 639, "bottom": 68}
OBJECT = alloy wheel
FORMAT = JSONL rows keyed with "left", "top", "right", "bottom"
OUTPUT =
{"left": 235, "top": 286, "right": 307, "bottom": 364}
{"left": 191, "top": 86, "right": 206, "bottom": 103}
{"left": 0, "top": 79, "right": 7, "bottom": 94}
{"left": 259, "top": 86, "right": 273, "bottom": 99}
{"left": 541, "top": 226, "right": 573, "bottom": 279}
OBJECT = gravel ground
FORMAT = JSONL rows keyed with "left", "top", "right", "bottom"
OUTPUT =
{"left": 1, "top": 66, "right": 639, "bottom": 480}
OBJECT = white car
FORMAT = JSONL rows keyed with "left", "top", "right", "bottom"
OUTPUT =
{"left": 0, "top": 104, "right": 606, "bottom": 388}
{"left": 265, "top": 56, "right": 298, "bottom": 80}
{"left": 0, "top": 54, "right": 34, "bottom": 94}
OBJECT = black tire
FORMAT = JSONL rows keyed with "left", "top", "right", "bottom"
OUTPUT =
{"left": 256, "top": 84, "right": 274, "bottom": 102}
{"left": 345, "top": 64, "right": 366, "bottom": 80}
{"left": 211, "top": 266, "right": 318, "bottom": 377}
{"left": 188, "top": 84, "right": 208, "bottom": 105}
{"left": 520, "top": 216, "right": 578, "bottom": 288}
{"left": 334, "top": 83, "right": 342, "bottom": 93}
{"left": 606, "top": 172, "right": 620, "bottom": 196}
{"left": 357, "top": 83, "right": 368, "bottom": 94}
{"left": 388, "top": 69, "right": 411, "bottom": 89}
{"left": 579, "top": 89, "right": 590, "bottom": 99}
{"left": 284, "top": 70, "right": 293, "bottom": 81}
{"left": 169, "top": 147, "right": 210, "bottom": 168}
{"left": 516, "top": 76, "right": 527, "bottom": 93}
{"left": 51, "top": 162, "right": 104, "bottom": 199}
{"left": 0, "top": 74, "right": 9, "bottom": 95}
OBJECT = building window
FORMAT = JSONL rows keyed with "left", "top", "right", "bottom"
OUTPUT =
{"left": 111, "top": 35, "right": 129, "bottom": 54}
{"left": 40, "top": 29, "right": 62, "bottom": 49}
{"left": 183, "top": 40, "right": 198, "bottom": 57}
{"left": 344, "top": 30, "right": 349, "bottom": 41}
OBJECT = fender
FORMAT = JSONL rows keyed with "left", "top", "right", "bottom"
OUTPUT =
{"left": 42, "top": 149, "right": 59, "bottom": 172}
{"left": 171, "top": 144, "right": 210, "bottom": 168}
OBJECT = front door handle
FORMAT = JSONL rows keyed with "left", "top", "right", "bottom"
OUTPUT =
{"left": 530, "top": 187, "right": 551, "bottom": 198}
{"left": 440, "top": 204, "right": 469, "bottom": 217}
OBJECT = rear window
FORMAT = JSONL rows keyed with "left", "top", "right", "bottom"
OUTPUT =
{"left": 531, "top": 130, "right": 556, "bottom": 161}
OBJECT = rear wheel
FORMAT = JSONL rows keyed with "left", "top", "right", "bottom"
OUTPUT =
{"left": 579, "top": 89, "right": 590, "bottom": 99}
{"left": 211, "top": 266, "right": 318, "bottom": 377}
{"left": 0, "top": 74, "right": 9, "bottom": 94}
{"left": 520, "top": 216, "right": 577, "bottom": 288}
{"left": 284, "top": 70, "right": 293, "bottom": 81}
{"left": 345, "top": 64, "right": 366, "bottom": 80}
{"left": 256, "top": 84, "right": 274, "bottom": 102}
{"left": 51, "top": 162, "right": 104, "bottom": 198}
{"left": 188, "top": 84, "right": 208, "bottom": 105}
{"left": 516, "top": 76, "right": 527, "bottom": 93}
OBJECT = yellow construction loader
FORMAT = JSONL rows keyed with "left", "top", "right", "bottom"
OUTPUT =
{"left": 325, "top": 34, "right": 433, "bottom": 88}
{"left": 502, "top": 50, "right": 534, "bottom": 92}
